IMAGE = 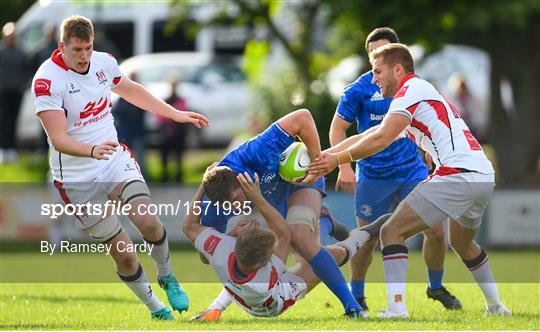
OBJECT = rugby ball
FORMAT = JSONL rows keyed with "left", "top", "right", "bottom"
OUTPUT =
{"left": 279, "top": 142, "right": 311, "bottom": 183}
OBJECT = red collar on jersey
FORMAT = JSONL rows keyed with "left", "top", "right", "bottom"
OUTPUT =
{"left": 227, "top": 252, "right": 257, "bottom": 284}
{"left": 51, "top": 49, "right": 69, "bottom": 71}
{"left": 396, "top": 73, "right": 417, "bottom": 91}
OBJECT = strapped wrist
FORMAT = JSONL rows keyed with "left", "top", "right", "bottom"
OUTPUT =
{"left": 90, "top": 145, "right": 97, "bottom": 159}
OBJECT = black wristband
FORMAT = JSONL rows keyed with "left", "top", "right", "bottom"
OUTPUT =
{"left": 90, "top": 145, "right": 97, "bottom": 159}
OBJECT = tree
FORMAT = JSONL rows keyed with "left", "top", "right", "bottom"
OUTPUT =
{"left": 171, "top": 0, "right": 539, "bottom": 183}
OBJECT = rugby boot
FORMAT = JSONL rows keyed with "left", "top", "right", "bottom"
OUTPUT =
{"left": 158, "top": 274, "right": 190, "bottom": 313}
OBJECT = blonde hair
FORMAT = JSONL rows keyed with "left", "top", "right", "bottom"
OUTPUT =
{"left": 235, "top": 227, "right": 276, "bottom": 268}
{"left": 61, "top": 15, "right": 94, "bottom": 43}
{"left": 369, "top": 43, "right": 414, "bottom": 74}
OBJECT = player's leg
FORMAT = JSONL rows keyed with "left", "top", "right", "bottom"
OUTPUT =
{"left": 398, "top": 172, "right": 462, "bottom": 309}
{"left": 109, "top": 180, "right": 189, "bottom": 313}
{"left": 318, "top": 203, "right": 349, "bottom": 245}
{"left": 87, "top": 216, "right": 173, "bottom": 320}
{"left": 378, "top": 200, "right": 433, "bottom": 318}
{"left": 350, "top": 177, "right": 396, "bottom": 310}
{"left": 287, "top": 188, "right": 363, "bottom": 317}
{"left": 448, "top": 218, "right": 510, "bottom": 315}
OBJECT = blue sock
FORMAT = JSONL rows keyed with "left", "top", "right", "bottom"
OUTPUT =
{"left": 309, "top": 248, "right": 360, "bottom": 312}
{"left": 350, "top": 279, "right": 365, "bottom": 298}
{"left": 428, "top": 269, "right": 444, "bottom": 290}
{"left": 318, "top": 216, "right": 333, "bottom": 246}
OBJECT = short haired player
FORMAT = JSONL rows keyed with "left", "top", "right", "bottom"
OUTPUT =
{"left": 330, "top": 27, "right": 460, "bottom": 310}
{"left": 196, "top": 109, "right": 365, "bottom": 319}
{"left": 32, "top": 15, "right": 209, "bottom": 320}
{"left": 309, "top": 43, "right": 511, "bottom": 318}
{"left": 183, "top": 171, "right": 386, "bottom": 318}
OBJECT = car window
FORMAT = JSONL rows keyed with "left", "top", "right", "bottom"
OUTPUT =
{"left": 137, "top": 65, "right": 199, "bottom": 83}
{"left": 194, "top": 63, "right": 245, "bottom": 83}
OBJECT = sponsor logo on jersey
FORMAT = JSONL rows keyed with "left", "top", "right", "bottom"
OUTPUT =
{"left": 370, "top": 113, "right": 385, "bottom": 121}
{"left": 96, "top": 69, "right": 108, "bottom": 84}
{"left": 203, "top": 235, "right": 221, "bottom": 256}
{"left": 80, "top": 97, "right": 109, "bottom": 119}
{"left": 394, "top": 85, "right": 409, "bottom": 99}
{"left": 260, "top": 173, "right": 276, "bottom": 184}
{"left": 360, "top": 204, "right": 372, "bottom": 217}
{"left": 370, "top": 91, "right": 384, "bottom": 101}
{"left": 34, "top": 78, "right": 52, "bottom": 97}
{"left": 68, "top": 83, "right": 80, "bottom": 94}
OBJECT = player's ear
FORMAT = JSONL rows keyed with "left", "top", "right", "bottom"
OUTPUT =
{"left": 58, "top": 40, "right": 65, "bottom": 51}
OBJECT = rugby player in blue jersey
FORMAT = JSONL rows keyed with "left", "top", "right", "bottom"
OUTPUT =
{"left": 329, "top": 27, "right": 461, "bottom": 310}
{"left": 193, "top": 109, "right": 364, "bottom": 319}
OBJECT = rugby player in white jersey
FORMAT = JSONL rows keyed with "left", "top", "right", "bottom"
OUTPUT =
{"left": 183, "top": 170, "right": 387, "bottom": 318}
{"left": 32, "top": 15, "right": 209, "bottom": 320}
{"left": 309, "top": 43, "right": 510, "bottom": 318}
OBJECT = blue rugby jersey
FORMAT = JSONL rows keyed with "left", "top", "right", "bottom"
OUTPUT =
{"left": 201, "top": 122, "right": 325, "bottom": 232}
{"left": 336, "top": 71, "right": 426, "bottom": 179}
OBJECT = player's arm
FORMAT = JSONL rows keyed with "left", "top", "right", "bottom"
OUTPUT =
{"left": 309, "top": 114, "right": 409, "bottom": 175}
{"left": 329, "top": 115, "right": 356, "bottom": 193}
{"left": 237, "top": 172, "right": 291, "bottom": 263}
{"left": 37, "top": 111, "right": 118, "bottom": 159}
{"left": 112, "top": 76, "right": 209, "bottom": 128}
{"left": 326, "top": 126, "right": 379, "bottom": 154}
{"left": 277, "top": 109, "right": 321, "bottom": 160}
{"left": 182, "top": 184, "right": 208, "bottom": 243}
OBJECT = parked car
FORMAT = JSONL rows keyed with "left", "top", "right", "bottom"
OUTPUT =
{"left": 118, "top": 52, "right": 252, "bottom": 147}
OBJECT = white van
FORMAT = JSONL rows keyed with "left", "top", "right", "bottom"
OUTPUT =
{"left": 15, "top": 1, "right": 251, "bottom": 147}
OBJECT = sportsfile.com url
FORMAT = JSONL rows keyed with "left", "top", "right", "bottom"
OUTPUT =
{"left": 41, "top": 200, "right": 252, "bottom": 219}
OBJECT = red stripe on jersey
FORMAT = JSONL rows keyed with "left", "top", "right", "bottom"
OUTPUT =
{"left": 51, "top": 49, "right": 69, "bottom": 71}
{"left": 407, "top": 102, "right": 420, "bottom": 116}
{"left": 426, "top": 100, "right": 450, "bottom": 129}
{"left": 53, "top": 180, "right": 84, "bottom": 225}
{"left": 406, "top": 130, "right": 416, "bottom": 143}
{"left": 281, "top": 299, "right": 297, "bottom": 313}
{"left": 224, "top": 286, "right": 252, "bottom": 310}
{"left": 396, "top": 73, "right": 416, "bottom": 91}
{"left": 411, "top": 119, "right": 432, "bottom": 139}
{"left": 435, "top": 166, "right": 461, "bottom": 176}
{"left": 227, "top": 253, "right": 257, "bottom": 284}
{"left": 268, "top": 266, "right": 278, "bottom": 290}
{"left": 113, "top": 76, "right": 122, "bottom": 85}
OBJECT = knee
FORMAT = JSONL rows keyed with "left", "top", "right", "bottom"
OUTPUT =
{"left": 379, "top": 223, "right": 395, "bottom": 246}
{"left": 118, "top": 252, "right": 140, "bottom": 273}
{"left": 140, "top": 219, "right": 163, "bottom": 240}
{"left": 424, "top": 226, "right": 445, "bottom": 243}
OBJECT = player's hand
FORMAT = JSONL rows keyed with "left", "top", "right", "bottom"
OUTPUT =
{"left": 237, "top": 172, "right": 264, "bottom": 203}
{"left": 91, "top": 141, "right": 119, "bottom": 160}
{"left": 336, "top": 166, "right": 355, "bottom": 194}
{"left": 172, "top": 111, "right": 210, "bottom": 128}
{"left": 228, "top": 218, "right": 259, "bottom": 237}
{"left": 296, "top": 173, "right": 318, "bottom": 185}
{"left": 308, "top": 152, "right": 339, "bottom": 176}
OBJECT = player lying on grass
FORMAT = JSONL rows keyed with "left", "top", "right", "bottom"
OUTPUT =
{"left": 183, "top": 172, "right": 387, "bottom": 318}
{"left": 197, "top": 108, "right": 362, "bottom": 318}
{"left": 309, "top": 43, "right": 510, "bottom": 318}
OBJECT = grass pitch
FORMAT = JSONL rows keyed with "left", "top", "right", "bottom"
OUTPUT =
{"left": 1, "top": 250, "right": 538, "bottom": 330}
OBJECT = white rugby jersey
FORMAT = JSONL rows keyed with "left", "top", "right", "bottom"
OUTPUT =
{"left": 32, "top": 49, "right": 123, "bottom": 182}
{"left": 195, "top": 228, "right": 291, "bottom": 317}
{"left": 388, "top": 74, "right": 494, "bottom": 175}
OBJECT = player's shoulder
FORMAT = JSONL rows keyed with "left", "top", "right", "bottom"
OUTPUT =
{"left": 344, "top": 71, "right": 373, "bottom": 92}
{"left": 32, "top": 60, "right": 67, "bottom": 96}
{"left": 91, "top": 50, "right": 119, "bottom": 66}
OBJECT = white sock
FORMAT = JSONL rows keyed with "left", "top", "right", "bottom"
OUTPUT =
{"left": 208, "top": 288, "right": 233, "bottom": 311}
{"left": 382, "top": 244, "right": 409, "bottom": 312}
{"left": 145, "top": 227, "right": 173, "bottom": 277}
{"left": 463, "top": 248, "right": 500, "bottom": 306}
{"left": 335, "top": 229, "right": 371, "bottom": 263}
{"left": 119, "top": 264, "right": 165, "bottom": 313}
